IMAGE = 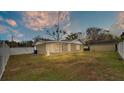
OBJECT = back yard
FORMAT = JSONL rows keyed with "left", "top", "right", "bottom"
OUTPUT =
{"left": 2, "top": 51, "right": 124, "bottom": 80}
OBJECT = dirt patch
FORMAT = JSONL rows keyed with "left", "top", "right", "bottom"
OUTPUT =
{"left": 10, "top": 67, "right": 21, "bottom": 72}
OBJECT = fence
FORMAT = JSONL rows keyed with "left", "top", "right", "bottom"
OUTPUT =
{"left": 0, "top": 42, "right": 34, "bottom": 79}
{"left": 0, "top": 43, "right": 10, "bottom": 78}
{"left": 10, "top": 47, "right": 33, "bottom": 55}
{"left": 118, "top": 41, "right": 124, "bottom": 59}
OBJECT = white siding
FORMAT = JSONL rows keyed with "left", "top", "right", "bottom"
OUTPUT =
{"left": 67, "top": 44, "right": 71, "bottom": 52}
{"left": 46, "top": 43, "right": 62, "bottom": 53}
{"left": 76, "top": 45, "right": 80, "bottom": 50}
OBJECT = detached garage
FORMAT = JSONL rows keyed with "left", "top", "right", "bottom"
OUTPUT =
{"left": 89, "top": 40, "right": 117, "bottom": 52}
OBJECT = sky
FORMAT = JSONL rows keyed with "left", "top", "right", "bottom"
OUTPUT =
{"left": 0, "top": 11, "right": 123, "bottom": 42}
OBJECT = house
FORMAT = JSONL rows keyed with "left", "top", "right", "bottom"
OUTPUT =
{"left": 34, "top": 40, "right": 83, "bottom": 56}
{"left": 87, "top": 40, "right": 117, "bottom": 52}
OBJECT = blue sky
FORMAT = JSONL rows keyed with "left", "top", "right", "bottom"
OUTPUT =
{"left": 0, "top": 11, "right": 119, "bottom": 41}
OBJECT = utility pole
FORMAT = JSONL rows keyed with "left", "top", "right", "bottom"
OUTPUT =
{"left": 10, "top": 30, "right": 14, "bottom": 48}
{"left": 57, "top": 11, "right": 61, "bottom": 53}
{"left": 0, "top": 33, "right": 1, "bottom": 43}
{"left": 57, "top": 11, "right": 60, "bottom": 41}
{"left": 12, "top": 34, "right": 14, "bottom": 42}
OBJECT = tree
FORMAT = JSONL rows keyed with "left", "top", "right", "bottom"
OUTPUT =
{"left": 46, "top": 25, "right": 67, "bottom": 41}
{"left": 65, "top": 32, "right": 87, "bottom": 44}
{"left": 46, "top": 12, "right": 67, "bottom": 41}
{"left": 4, "top": 40, "right": 33, "bottom": 47}
{"left": 33, "top": 35, "right": 41, "bottom": 43}
{"left": 115, "top": 32, "right": 124, "bottom": 42}
{"left": 33, "top": 35, "right": 52, "bottom": 43}
{"left": 120, "top": 32, "right": 124, "bottom": 40}
{"left": 86, "top": 27, "right": 102, "bottom": 41}
{"left": 86, "top": 27, "right": 114, "bottom": 43}
{"left": 65, "top": 32, "right": 80, "bottom": 40}
{"left": 98, "top": 32, "right": 113, "bottom": 41}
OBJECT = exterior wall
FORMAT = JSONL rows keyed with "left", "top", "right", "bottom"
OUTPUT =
{"left": 76, "top": 44, "right": 81, "bottom": 50}
{"left": 70, "top": 44, "right": 83, "bottom": 52}
{"left": 67, "top": 44, "right": 71, "bottom": 52}
{"left": 90, "top": 43, "right": 116, "bottom": 52}
{"left": 36, "top": 44, "right": 46, "bottom": 54}
{"left": 36, "top": 42, "right": 83, "bottom": 55}
{"left": 62, "top": 43, "right": 69, "bottom": 52}
{"left": 46, "top": 43, "right": 62, "bottom": 54}
{"left": 71, "top": 44, "right": 76, "bottom": 51}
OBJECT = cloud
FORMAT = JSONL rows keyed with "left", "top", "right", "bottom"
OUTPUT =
{"left": 110, "top": 12, "right": 124, "bottom": 36}
{"left": 0, "top": 25, "right": 7, "bottom": 33}
{"left": 7, "top": 34, "right": 21, "bottom": 42}
{"left": 7, "top": 30, "right": 23, "bottom": 42}
{"left": 0, "top": 24, "right": 23, "bottom": 38}
{"left": 0, "top": 16, "right": 3, "bottom": 21}
{"left": 23, "top": 11, "right": 70, "bottom": 31}
{"left": 6, "top": 19, "right": 17, "bottom": 26}
{"left": 112, "top": 12, "right": 124, "bottom": 29}
{"left": 13, "top": 37, "right": 21, "bottom": 42}
{"left": 0, "top": 16, "right": 17, "bottom": 27}
{"left": 63, "top": 22, "right": 71, "bottom": 29}
{"left": 12, "top": 30, "right": 24, "bottom": 38}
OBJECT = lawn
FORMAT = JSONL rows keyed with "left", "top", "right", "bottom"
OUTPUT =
{"left": 2, "top": 51, "right": 124, "bottom": 81}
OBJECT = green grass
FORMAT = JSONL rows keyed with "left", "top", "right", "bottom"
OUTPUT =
{"left": 2, "top": 51, "right": 124, "bottom": 81}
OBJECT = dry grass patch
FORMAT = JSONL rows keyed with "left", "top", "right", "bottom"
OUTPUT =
{"left": 2, "top": 51, "right": 124, "bottom": 80}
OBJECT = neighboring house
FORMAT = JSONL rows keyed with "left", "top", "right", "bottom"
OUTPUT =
{"left": 34, "top": 40, "right": 83, "bottom": 56}
{"left": 88, "top": 40, "right": 117, "bottom": 52}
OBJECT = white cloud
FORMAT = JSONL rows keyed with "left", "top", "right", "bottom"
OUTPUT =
{"left": 0, "top": 16, "right": 17, "bottom": 27}
{"left": 1, "top": 25, "right": 23, "bottom": 37}
{"left": 13, "top": 37, "right": 21, "bottom": 42}
{"left": 6, "top": 19, "right": 17, "bottom": 26}
{"left": 110, "top": 12, "right": 124, "bottom": 36}
{"left": 23, "top": 11, "right": 70, "bottom": 31}
{"left": 8, "top": 29, "right": 23, "bottom": 42}
{"left": 112, "top": 12, "right": 124, "bottom": 29}
{"left": 12, "top": 30, "right": 24, "bottom": 38}
{"left": 0, "top": 25, "right": 24, "bottom": 38}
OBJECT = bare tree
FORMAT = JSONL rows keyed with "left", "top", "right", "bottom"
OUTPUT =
{"left": 46, "top": 12, "right": 67, "bottom": 41}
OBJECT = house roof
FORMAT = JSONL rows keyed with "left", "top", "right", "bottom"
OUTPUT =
{"left": 88, "top": 40, "right": 117, "bottom": 45}
{"left": 35, "top": 40, "right": 82, "bottom": 45}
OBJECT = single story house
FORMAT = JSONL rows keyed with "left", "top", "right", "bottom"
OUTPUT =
{"left": 87, "top": 40, "right": 117, "bottom": 52}
{"left": 34, "top": 40, "right": 83, "bottom": 56}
